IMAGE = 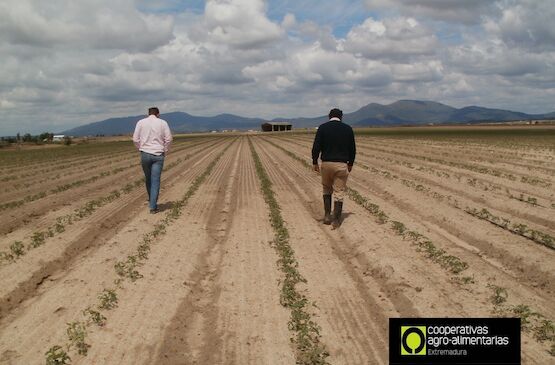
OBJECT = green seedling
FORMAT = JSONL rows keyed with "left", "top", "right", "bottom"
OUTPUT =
{"left": 0, "top": 251, "right": 14, "bottom": 263}
{"left": 98, "top": 289, "right": 118, "bottom": 310}
{"left": 510, "top": 304, "right": 540, "bottom": 330}
{"left": 83, "top": 307, "right": 107, "bottom": 327}
{"left": 488, "top": 284, "right": 508, "bottom": 305}
{"left": 461, "top": 276, "right": 475, "bottom": 285}
{"left": 45, "top": 345, "right": 71, "bottom": 365}
{"left": 29, "top": 231, "right": 46, "bottom": 248}
{"left": 10, "top": 241, "right": 25, "bottom": 257}
{"left": 391, "top": 221, "right": 406, "bottom": 235}
{"left": 66, "top": 321, "right": 90, "bottom": 355}
{"left": 534, "top": 320, "right": 555, "bottom": 342}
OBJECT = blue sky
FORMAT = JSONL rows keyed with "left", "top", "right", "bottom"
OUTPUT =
{"left": 137, "top": 0, "right": 374, "bottom": 37}
{"left": 267, "top": 0, "right": 371, "bottom": 36}
{"left": 0, "top": 0, "right": 554, "bottom": 134}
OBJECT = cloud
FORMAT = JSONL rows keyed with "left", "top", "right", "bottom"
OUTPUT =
{"left": 391, "top": 61, "right": 443, "bottom": 82}
{"left": 243, "top": 41, "right": 393, "bottom": 92}
{"left": 0, "top": 0, "right": 175, "bottom": 52}
{"left": 197, "top": 0, "right": 284, "bottom": 49}
{"left": 365, "top": 0, "right": 498, "bottom": 24}
{"left": 484, "top": 0, "right": 555, "bottom": 51}
{"left": 447, "top": 40, "right": 550, "bottom": 78}
{"left": 296, "top": 21, "right": 338, "bottom": 51}
{"left": 342, "top": 17, "right": 438, "bottom": 60}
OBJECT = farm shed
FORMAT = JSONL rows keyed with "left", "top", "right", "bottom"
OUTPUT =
{"left": 261, "top": 122, "right": 292, "bottom": 132}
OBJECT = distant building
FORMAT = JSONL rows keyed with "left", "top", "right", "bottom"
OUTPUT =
{"left": 52, "top": 135, "right": 65, "bottom": 142}
{"left": 261, "top": 122, "right": 292, "bottom": 132}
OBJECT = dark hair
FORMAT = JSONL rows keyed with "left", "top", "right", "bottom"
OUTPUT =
{"left": 148, "top": 107, "right": 160, "bottom": 116}
{"left": 329, "top": 108, "right": 343, "bottom": 120}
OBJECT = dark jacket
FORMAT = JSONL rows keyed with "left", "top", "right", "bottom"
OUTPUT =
{"left": 312, "top": 119, "right": 356, "bottom": 166}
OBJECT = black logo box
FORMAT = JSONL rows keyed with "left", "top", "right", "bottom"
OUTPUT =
{"left": 390, "top": 318, "right": 521, "bottom": 365}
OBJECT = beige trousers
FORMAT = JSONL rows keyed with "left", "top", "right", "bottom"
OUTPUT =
{"left": 321, "top": 162, "right": 349, "bottom": 202}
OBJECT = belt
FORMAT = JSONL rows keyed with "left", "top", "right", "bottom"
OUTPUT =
{"left": 141, "top": 151, "right": 164, "bottom": 157}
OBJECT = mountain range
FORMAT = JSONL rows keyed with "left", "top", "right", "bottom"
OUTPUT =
{"left": 63, "top": 100, "right": 555, "bottom": 136}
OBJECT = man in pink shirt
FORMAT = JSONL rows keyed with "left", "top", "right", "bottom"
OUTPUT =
{"left": 133, "top": 107, "right": 173, "bottom": 213}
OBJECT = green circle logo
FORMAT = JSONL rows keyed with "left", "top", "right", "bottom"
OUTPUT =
{"left": 401, "top": 326, "right": 426, "bottom": 355}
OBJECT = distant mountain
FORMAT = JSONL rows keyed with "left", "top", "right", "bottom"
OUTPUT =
{"left": 63, "top": 112, "right": 264, "bottom": 136}
{"left": 283, "top": 100, "right": 553, "bottom": 127}
{"left": 447, "top": 106, "right": 534, "bottom": 123}
{"left": 349, "top": 100, "right": 456, "bottom": 125}
{"left": 63, "top": 100, "right": 554, "bottom": 136}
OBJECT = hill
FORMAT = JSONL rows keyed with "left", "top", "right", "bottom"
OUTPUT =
{"left": 63, "top": 112, "right": 264, "bottom": 136}
{"left": 278, "top": 100, "right": 552, "bottom": 128}
{"left": 63, "top": 100, "right": 554, "bottom": 135}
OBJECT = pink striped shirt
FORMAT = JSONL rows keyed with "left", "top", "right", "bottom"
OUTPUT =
{"left": 132, "top": 115, "right": 173, "bottom": 155}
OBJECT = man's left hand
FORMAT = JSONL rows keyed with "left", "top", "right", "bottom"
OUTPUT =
{"left": 348, "top": 165, "right": 353, "bottom": 172}
{"left": 313, "top": 164, "right": 320, "bottom": 173}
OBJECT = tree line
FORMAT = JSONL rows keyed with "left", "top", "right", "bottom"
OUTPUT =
{"left": 0, "top": 133, "right": 72, "bottom": 147}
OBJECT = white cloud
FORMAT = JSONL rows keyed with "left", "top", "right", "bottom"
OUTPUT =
{"left": 342, "top": 17, "right": 438, "bottom": 60}
{"left": 199, "top": 0, "right": 283, "bottom": 49}
{"left": 391, "top": 61, "right": 443, "bottom": 82}
{"left": 0, "top": 0, "right": 174, "bottom": 52}
{"left": 296, "top": 21, "right": 338, "bottom": 51}
{"left": 447, "top": 40, "right": 550, "bottom": 78}
{"left": 365, "top": 0, "right": 498, "bottom": 24}
{"left": 485, "top": 0, "right": 555, "bottom": 51}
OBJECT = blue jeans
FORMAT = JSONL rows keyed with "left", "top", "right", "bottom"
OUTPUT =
{"left": 140, "top": 152, "right": 165, "bottom": 210}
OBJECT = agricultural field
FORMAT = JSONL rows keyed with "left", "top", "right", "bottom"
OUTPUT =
{"left": 0, "top": 126, "right": 554, "bottom": 364}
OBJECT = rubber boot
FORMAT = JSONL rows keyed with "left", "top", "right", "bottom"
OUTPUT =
{"left": 331, "top": 201, "right": 343, "bottom": 229}
{"left": 323, "top": 195, "right": 332, "bottom": 225}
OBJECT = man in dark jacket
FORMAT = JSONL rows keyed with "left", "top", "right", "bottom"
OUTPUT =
{"left": 312, "top": 108, "right": 356, "bottom": 228}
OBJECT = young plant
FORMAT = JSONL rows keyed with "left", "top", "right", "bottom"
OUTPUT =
{"left": 98, "top": 289, "right": 118, "bottom": 310}
{"left": 487, "top": 284, "right": 508, "bottom": 305}
{"left": 45, "top": 345, "right": 71, "bottom": 365}
{"left": 10, "top": 241, "right": 25, "bottom": 257}
{"left": 534, "top": 320, "right": 555, "bottom": 342}
{"left": 0, "top": 251, "right": 14, "bottom": 263}
{"left": 460, "top": 276, "right": 475, "bottom": 285}
{"left": 114, "top": 255, "right": 143, "bottom": 281}
{"left": 29, "top": 231, "right": 46, "bottom": 248}
{"left": 83, "top": 307, "right": 107, "bottom": 327}
{"left": 391, "top": 221, "right": 406, "bottom": 235}
{"left": 66, "top": 321, "right": 90, "bottom": 355}
{"left": 510, "top": 304, "right": 539, "bottom": 330}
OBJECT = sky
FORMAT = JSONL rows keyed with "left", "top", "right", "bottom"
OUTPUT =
{"left": 1, "top": 0, "right": 554, "bottom": 135}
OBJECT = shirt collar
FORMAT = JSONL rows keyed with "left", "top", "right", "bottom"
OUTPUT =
{"left": 329, "top": 117, "right": 341, "bottom": 122}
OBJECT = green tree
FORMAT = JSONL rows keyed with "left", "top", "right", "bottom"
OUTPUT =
{"left": 39, "top": 132, "right": 54, "bottom": 142}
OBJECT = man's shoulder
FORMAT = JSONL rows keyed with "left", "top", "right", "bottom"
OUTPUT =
{"left": 319, "top": 121, "right": 352, "bottom": 130}
{"left": 318, "top": 121, "right": 333, "bottom": 129}
{"left": 337, "top": 121, "right": 354, "bottom": 132}
{"left": 155, "top": 118, "right": 169, "bottom": 126}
